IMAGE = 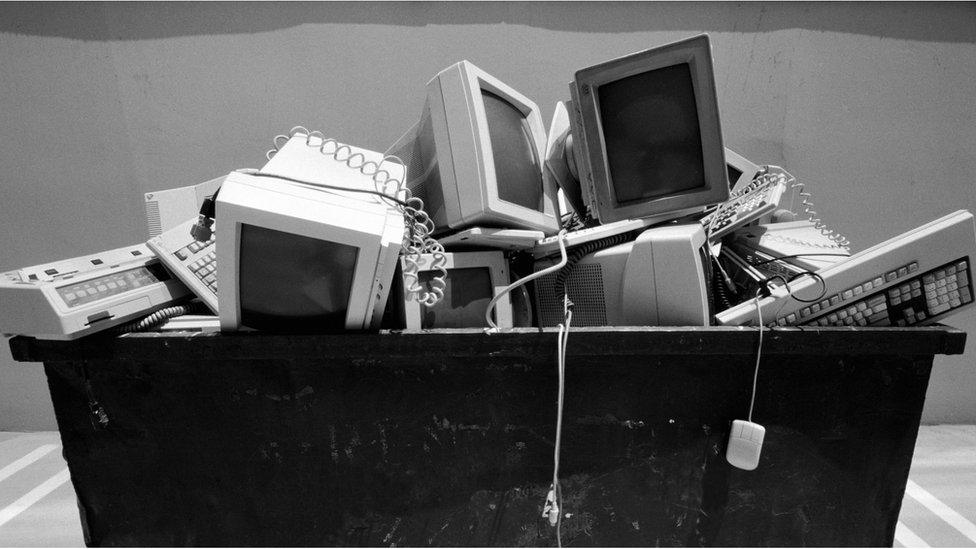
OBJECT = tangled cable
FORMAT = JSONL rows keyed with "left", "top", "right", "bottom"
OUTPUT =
{"left": 265, "top": 126, "right": 447, "bottom": 306}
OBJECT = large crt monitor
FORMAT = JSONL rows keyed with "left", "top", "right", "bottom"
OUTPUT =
{"left": 389, "top": 60, "right": 561, "bottom": 236}
{"left": 215, "top": 171, "right": 405, "bottom": 333}
{"left": 567, "top": 34, "right": 729, "bottom": 224}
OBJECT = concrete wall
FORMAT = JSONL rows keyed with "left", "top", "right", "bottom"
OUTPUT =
{"left": 1, "top": 2, "right": 974, "bottom": 430}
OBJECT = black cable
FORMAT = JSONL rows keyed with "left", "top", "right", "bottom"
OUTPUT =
{"left": 553, "top": 230, "right": 639, "bottom": 298}
{"left": 249, "top": 171, "right": 414, "bottom": 210}
{"left": 110, "top": 302, "right": 209, "bottom": 335}
{"left": 785, "top": 271, "right": 828, "bottom": 303}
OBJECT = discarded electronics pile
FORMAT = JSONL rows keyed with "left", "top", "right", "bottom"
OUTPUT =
{"left": 2, "top": 34, "right": 974, "bottom": 341}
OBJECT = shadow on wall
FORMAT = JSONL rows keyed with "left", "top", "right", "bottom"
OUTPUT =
{"left": 1, "top": 2, "right": 974, "bottom": 43}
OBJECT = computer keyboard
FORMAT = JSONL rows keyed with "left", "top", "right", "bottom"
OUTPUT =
{"left": 707, "top": 171, "right": 788, "bottom": 243}
{"left": 146, "top": 218, "right": 218, "bottom": 313}
{"left": 715, "top": 210, "right": 976, "bottom": 328}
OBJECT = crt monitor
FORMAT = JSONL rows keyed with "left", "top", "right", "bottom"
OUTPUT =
{"left": 567, "top": 34, "right": 729, "bottom": 224}
{"left": 389, "top": 60, "right": 561, "bottom": 236}
{"left": 215, "top": 171, "right": 405, "bottom": 333}
{"left": 393, "top": 251, "right": 512, "bottom": 330}
{"left": 533, "top": 223, "right": 712, "bottom": 327}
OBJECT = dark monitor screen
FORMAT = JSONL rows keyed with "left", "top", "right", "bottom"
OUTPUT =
{"left": 239, "top": 224, "right": 358, "bottom": 332}
{"left": 598, "top": 63, "right": 705, "bottom": 204}
{"left": 420, "top": 266, "right": 493, "bottom": 328}
{"left": 482, "top": 90, "right": 544, "bottom": 211}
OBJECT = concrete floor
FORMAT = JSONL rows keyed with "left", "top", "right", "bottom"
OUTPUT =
{"left": 0, "top": 426, "right": 974, "bottom": 547}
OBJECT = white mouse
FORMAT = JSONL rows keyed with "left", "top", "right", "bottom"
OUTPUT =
{"left": 726, "top": 419, "right": 765, "bottom": 470}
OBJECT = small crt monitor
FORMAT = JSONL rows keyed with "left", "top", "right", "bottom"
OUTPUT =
{"left": 389, "top": 60, "right": 561, "bottom": 236}
{"left": 567, "top": 34, "right": 729, "bottom": 224}
{"left": 215, "top": 171, "right": 405, "bottom": 333}
{"left": 395, "top": 251, "right": 512, "bottom": 330}
{"left": 533, "top": 223, "right": 713, "bottom": 327}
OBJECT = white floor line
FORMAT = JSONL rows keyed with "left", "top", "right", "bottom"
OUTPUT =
{"left": 0, "top": 445, "right": 58, "bottom": 484}
{"left": 905, "top": 478, "right": 976, "bottom": 544}
{"left": 0, "top": 468, "right": 71, "bottom": 529}
{"left": 895, "top": 521, "right": 931, "bottom": 548}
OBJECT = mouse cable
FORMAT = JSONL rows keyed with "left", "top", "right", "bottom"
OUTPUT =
{"left": 749, "top": 288, "right": 766, "bottom": 422}
{"left": 484, "top": 230, "right": 568, "bottom": 332}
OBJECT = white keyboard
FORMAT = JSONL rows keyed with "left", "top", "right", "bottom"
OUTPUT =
{"left": 716, "top": 210, "right": 976, "bottom": 328}
{"left": 146, "top": 218, "right": 218, "bottom": 313}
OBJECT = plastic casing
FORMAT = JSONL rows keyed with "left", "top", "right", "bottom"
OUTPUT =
{"left": 216, "top": 171, "right": 405, "bottom": 332}
{"left": 534, "top": 223, "right": 710, "bottom": 326}
{"left": 0, "top": 244, "right": 190, "bottom": 339}
{"left": 724, "top": 148, "right": 763, "bottom": 194}
{"left": 398, "top": 251, "right": 512, "bottom": 330}
{"left": 144, "top": 176, "right": 224, "bottom": 238}
{"left": 391, "top": 60, "right": 560, "bottom": 235}
{"left": 715, "top": 210, "right": 976, "bottom": 326}
{"left": 567, "top": 34, "right": 729, "bottom": 224}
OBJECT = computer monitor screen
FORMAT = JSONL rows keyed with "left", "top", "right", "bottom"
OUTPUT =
{"left": 599, "top": 63, "right": 704, "bottom": 203}
{"left": 398, "top": 251, "right": 512, "bottom": 330}
{"left": 483, "top": 90, "right": 545, "bottom": 211}
{"left": 216, "top": 171, "right": 405, "bottom": 333}
{"left": 419, "top": 267, "right": 493, "bottom": 329}
{"left": 238, "top": 224, "right": 358, "bottom": 332}
{"left": 567, "top": 34, "right": 728, "bottom": 224}
{"left": 390, "top": 60, "right": 560, "bottom": 236}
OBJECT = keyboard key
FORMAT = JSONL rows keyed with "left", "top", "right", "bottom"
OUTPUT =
{"left": 909, "top": 262, "right": 919, "bottom": 273}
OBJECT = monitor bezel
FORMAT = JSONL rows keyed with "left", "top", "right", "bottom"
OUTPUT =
{"left": 569, "top": 34, "right": 729, "bottom": 223}
{"left": 429, "top": 60, "right": 560, "bottom": 234}
{"left": 400, "top": 250, "right": 512, "bottom": 330}
{"left": 216, "top": 172, "right": 403, "bottom": 332}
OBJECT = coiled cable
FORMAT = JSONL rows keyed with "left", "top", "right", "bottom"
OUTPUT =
{"left": 553, "top": 230, "right": 640, "bottom": 299}
{"left": 265, "top": 126, "right": 447, "bottom": 306}
{"left": 110, "top": 302, "right": 208, "bottom": 335}
{"left": 767, "top": 165, "right": 850, "bottom": 249}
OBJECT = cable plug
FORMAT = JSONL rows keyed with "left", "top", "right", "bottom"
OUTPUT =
{"left": 190, "top": 214, "right": 214, "bottom": 242}
{"left": 542, "top": 487, "right": 559, "bottom": 526}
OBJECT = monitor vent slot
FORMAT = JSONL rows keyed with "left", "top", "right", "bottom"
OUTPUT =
{"left": 535, "top": 263, "right": 607, "bottom": 327}
{"left": 145, "top": 199, "right": 162, "bottom": 238}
